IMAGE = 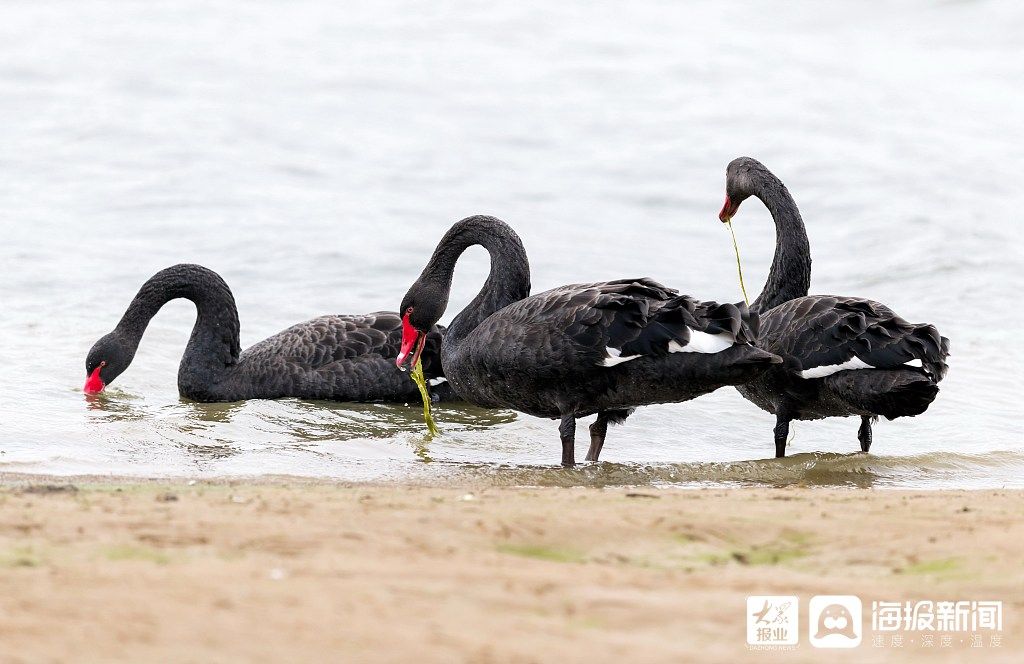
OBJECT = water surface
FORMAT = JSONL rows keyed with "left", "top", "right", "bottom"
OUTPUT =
{"left": 1, "top": 0, "right": 1022, "bottom": 488}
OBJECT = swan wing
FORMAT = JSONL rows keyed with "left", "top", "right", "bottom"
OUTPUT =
{"left": 476, "top": 279, "right": 757, "bottom": 367}
{"left": 758, "top": 296, "right": 949, "bottom": 380}
{"left": 243, "top": 312, "right": 445, "bottom": 377}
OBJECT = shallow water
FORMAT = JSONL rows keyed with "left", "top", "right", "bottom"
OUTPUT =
{"left": 1, "top": 0, "right": 1022, "bottom": 488}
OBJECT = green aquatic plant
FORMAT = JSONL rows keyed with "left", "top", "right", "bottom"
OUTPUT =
{"left": 725, "top": 219, "right": 750, "bottom": 306}
{"left": 410, "top": 356, "right": 440, "bottom": 437}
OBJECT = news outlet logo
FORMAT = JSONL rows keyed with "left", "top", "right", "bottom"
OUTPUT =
{"left": 747, "top": 596, "right": 798, "bottom": 646}
{"left": 809, "top": 595, "right": 863, "bottom": 648}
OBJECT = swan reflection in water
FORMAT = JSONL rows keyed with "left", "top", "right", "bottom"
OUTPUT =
{"left": 272, "top": 399, "right": 517, "bottom": 441}
{"left": 84, "top": 391, "right": 246, "bottom": 461}
{"left": 80, "top": 389, "right": 1010, "bottom": 489}
{"left": 83, "top": 390, "right": 517, "bottom": 463}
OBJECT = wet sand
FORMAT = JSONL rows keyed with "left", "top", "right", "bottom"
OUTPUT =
{"left": 0, "top": 477, "right": 1020, "bottom": 662}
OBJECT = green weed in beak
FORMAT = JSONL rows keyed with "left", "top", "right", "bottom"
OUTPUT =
{"left": 410, "top": 356, "right": 440, "bottom": 437}
{"left": 726, "top": 219, "right": 750, "bottom": 306}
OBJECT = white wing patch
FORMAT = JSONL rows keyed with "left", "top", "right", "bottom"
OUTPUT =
{"left": 600, "top": 347, "right": 642, "bottom": 367}
{"left": 800, "top": 356, "right": 927, "bottom": 379}
{"left": 428, "top": 377, "right": 447, "bottom": 386}
{"left": 669, "top": 331, "right": 734, "bottom": 354}
{"left": 598, "top": 330, "right": 735, "bottom": 367}
{"left": 799, "top": 356, "right": 874, "bottom": 379}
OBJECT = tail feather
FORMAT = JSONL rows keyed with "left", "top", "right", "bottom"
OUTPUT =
{"left": 734, "top": 346, "right": 784, "bottom": 366}
{"left": 825, "top": 369, "right": 939, "bottom": 420}
{"left": 617, "top": 298, "right": 761, "bottom": 357}
{"left": 762, "top": 296, "right": 950, "bottom": 383}
{"left": 695, "top": 300, "right": 760, "bottom": 344}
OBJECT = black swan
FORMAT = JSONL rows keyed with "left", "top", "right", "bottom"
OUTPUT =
{"left": 395, "top": 215, "right": 782, "bottom": 466}
{"left": 719, "top": 157, "right": 950, "bottom": 457}
{"left": 84, "top": 263, "right": 451, "bottom": 403}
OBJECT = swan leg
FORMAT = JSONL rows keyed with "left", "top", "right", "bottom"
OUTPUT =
{"left": 559, "top": 415, "right": 576, "bottom": 467}
{"left": 774, "top": 416, "right": 790, "bottom": 458}
{"left": 585, "top": 414, "right": 610, "bottom": 462}
{"left": 858, "top": 416, "right": 873, "bottom": 453}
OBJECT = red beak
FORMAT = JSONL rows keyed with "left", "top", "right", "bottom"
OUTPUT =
{"left": 719, "top": 195, "right": 740, "bottom": 222}
{"left": 396, "top": 313, "right": 426, "bottom": 369}
{"left": 84, "top": 364, "right": 105, "bottom": 394}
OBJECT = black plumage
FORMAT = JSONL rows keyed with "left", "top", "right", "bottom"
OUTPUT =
{"left": 84, "top": 264, "right": 450, "bottom": 403}
{"left": 720, "top": 157, "right": 950, "bottom": 456}
{"left": 760, "top": 297, "right": 948, "bottom": 381}
{"left": 397, "top": 215, "right": 781, "bottom": 466}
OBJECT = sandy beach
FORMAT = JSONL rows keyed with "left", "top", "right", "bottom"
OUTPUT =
{"left": 0, "top": 477, "right": 1019, "bottom": 662}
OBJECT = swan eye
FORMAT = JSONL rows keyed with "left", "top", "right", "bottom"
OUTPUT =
{"left": 405, "top": 306, "right": 413, "bottom": 316}
{"left": 100, "top": 360, "right": 107, "bottom": 367}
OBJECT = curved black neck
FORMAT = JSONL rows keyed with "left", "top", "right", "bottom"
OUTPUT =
{"left": 418, "top": 215, "right": 531, "bottom": 347}
{"left": 114, "top": 264, "right": 241, "bottom": 389}
{"left": 750, "top": 172, "right": 811, "bottom": 312}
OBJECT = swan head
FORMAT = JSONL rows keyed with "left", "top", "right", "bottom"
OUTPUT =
{"left": 720, "top": 156, "right": 770, "bottom": 222}
{"left": 396, "top": 285, "right": 447, "bottom": 370}
{"left": 84, "top": 332, "right": 133, "bottom": 393}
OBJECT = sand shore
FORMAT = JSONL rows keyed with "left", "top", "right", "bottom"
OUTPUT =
{"left": 0, "top": 477, "right": 1020, "bottom": 662}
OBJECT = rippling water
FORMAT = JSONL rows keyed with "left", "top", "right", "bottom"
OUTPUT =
{"left": 1, "top": 0, "right": 1021, "bottom": 487}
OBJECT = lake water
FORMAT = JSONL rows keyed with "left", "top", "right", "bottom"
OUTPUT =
{"left": 1, "top": 0, "right": 1021, "bottom": 488}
